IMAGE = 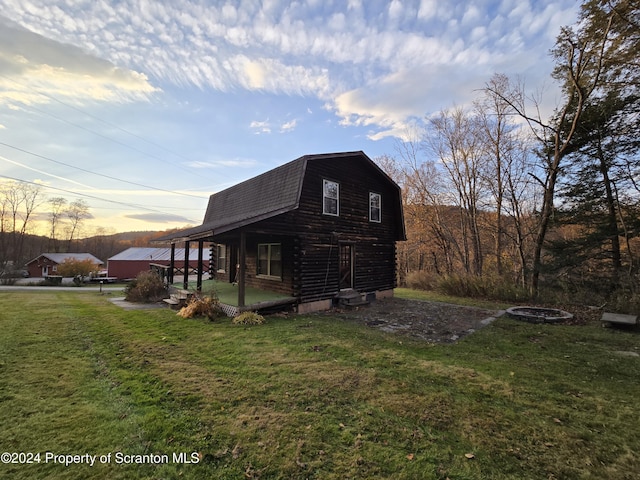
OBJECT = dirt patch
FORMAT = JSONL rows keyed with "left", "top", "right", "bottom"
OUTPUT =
{"left": 326, "top": 297, "right": 500, "bottom": 343}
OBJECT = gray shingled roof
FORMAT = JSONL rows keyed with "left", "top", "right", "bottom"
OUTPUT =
{"left": 201, "top": 155, "right": 306, "bottom": 233}
{"left": 155, "top": 153, "right": 310, "bottom": 241}
{"left": 28, "top": 253, "right": 104, "bottom": 265}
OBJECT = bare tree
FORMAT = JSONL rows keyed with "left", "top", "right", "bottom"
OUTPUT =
{"left": 476, "top": 73, "right": 539, "bottom": 286}
{"left": 484, "top": 13, "right": 613, "bottom": 295}
{"left": 65, "top": 199, "right": 91, "bottom": 250}
{"left": 48, "top": 197, "right": 67, "bottom": 253}
{"left": 391, "top": 129, "right": 467, "bottom": 277}
{"left": 424, "top": 106, "right": 486, "bottom": 276}
{"left": 0, "top": 180, "right": 42, "bottom": 267}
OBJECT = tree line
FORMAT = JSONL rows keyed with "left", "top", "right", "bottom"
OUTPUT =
{"left": 379, "top": 0, "right": 639, "bottom": 304}
{"left": 0, "top": 180, "right": 179, "bottom": 275}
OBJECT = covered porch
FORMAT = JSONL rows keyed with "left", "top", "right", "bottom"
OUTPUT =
{"left": 156, "top": 228, "right": 297, "bottom": 314}
{"left": 172, "top": 277, "right": 296, "bottom": 317}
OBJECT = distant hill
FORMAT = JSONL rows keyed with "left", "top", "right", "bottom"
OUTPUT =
{"left": 4, "top": 227, "right": 203, "bottom": 268}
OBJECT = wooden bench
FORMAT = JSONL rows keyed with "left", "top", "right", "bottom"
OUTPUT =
{"left": 601, "top": 312, "right": 638, "bottom": 328}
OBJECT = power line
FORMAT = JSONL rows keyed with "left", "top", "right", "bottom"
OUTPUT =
{"left": 0, "top": 141, "right": 208, "bottom": 199}
{"left": 0, "top": 72, "right": 194, "bottom": 165}
{"left": 0, "top": 155, "right": 99, "bottom": 190}
{"left": 0, "top": 73, "right": 206, "bottom": 180}
{"left": 0, "top": 174, "right": 194, "bottom": 216}
{"left": 29, "top": 82, "right": 195, "bottom": 164}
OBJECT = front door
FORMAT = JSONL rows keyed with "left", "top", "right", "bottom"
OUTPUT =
{"left": 339, "top": 244, "right": 354, "bottom": 290}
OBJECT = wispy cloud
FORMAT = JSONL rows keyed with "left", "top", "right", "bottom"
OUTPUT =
{"left": 124, "top": 213, "right": 196, "bottom": 224}
{"left": 249, "top": 120, "right": 271, "bottom": 135}
{"left": 280, "top": 119, "right": 297, "bottom": 133}
{"left": 0, "top": 15, "right": 158, "bottom": 107}
{"left": 0, "top": 0, "right": 578, "bottom": 139}
{"left": 187, "top": 158, "right": 258, "bottom": 169}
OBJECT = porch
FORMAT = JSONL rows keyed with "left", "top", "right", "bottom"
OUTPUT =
{"left": 171, "top": 278, "right": 297, "bottom": 317}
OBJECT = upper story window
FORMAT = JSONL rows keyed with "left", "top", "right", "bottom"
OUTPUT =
{"left": 323, "top": 179, "right": 339, "bottom": 216}
{"left": 369, "top": 192, "right": 381, "bottom": 223}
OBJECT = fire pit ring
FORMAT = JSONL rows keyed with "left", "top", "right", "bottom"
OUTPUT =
{"left": 505, "top": 306, "right": 573, "bottom": 324}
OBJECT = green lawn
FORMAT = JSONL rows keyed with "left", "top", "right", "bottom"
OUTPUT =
{"left": 1, "top": 290, "right": 639, "bottom": 479}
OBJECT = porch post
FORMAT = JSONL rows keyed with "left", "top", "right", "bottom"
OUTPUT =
{"left": 197, "top": 239, "right": 203, "bottom": 292}
{"left": 169, "top": 243, "right": 175, "bottom": 285}
{"left": 183, "top": 240, "right": 190, "bottom": 290}
{"left": 238, "top": 231, "right": 246, "bottom": 307}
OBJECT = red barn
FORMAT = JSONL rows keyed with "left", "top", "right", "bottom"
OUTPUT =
{"left": 107, "top": 247, "right": 209, "bottom": 280}
{"left": 26, "top": 253, "right": 104, "bottom": 278}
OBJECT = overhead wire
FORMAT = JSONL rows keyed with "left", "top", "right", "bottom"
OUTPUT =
{"left": 5, "top": 75, "right": 195, "bottom": 165}
{"left": 0, "top": 173, "right": 176, "bottom": 214}
{"left": 0, "top": 72, "right": 209, "bottom": 181}
{"left": 0, "top": 141, "right": 208, "bottom": 199}
{"left": 0, "top": 74, "right": 213, "bottom": 222}
{"left": 0, "top": 155, "right": 100, "bottom": 190}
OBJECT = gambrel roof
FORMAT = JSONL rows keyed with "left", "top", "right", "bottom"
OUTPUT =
{"left": 157, "top": 151, "right": 405, "bottom": 243}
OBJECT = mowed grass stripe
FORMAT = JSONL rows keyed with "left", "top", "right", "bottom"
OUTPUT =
{"left": 1, "top": 290, "right": 640, "bottom": 479}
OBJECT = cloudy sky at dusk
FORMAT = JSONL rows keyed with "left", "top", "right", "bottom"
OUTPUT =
{"left": 0, "top": 0, "right": 579, "bottom": 235}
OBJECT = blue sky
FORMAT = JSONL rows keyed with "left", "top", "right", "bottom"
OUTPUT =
{"left": 0, "top": 0, "right": 579, "bottom": 235}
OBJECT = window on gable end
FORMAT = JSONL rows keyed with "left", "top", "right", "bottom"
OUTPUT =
{"left": 323, "top": 179, "right": 339, "bottom": 216}
{"left": 369, "top": 192, "right": 381, "bottom": 223}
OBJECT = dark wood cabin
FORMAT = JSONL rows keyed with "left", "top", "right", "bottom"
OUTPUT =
{"left": 157, "top": 151, "right": 406, "bottom": 313}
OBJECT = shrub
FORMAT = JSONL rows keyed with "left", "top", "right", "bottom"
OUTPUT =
{"left": 177, "top": 294, "right": 223, "bottom": 320}
{"left": 124, "top": 271, "right": 167, "bottom": 303}
{"left": 57, "top": 258, "right": 99, "bottom": 281}
{"left": 436, "top": 273, "right": 530, "bottom": 302}
{"left": 405, "top": 270, "right": 438, "bottom": 290}
{"left": 232, "top": 311, "right": 265, "bottom": 325}
{"left": 607, "top": 291, "right": 640, "bottom": 315}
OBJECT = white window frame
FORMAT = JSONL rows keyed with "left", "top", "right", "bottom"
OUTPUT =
{"left": 216, "top": 244, "right": 226, "bottom": 273}
{"left": 257, "top": 243, "right": 282, "bottom": 279}
{"left": 369, "top": 192, "right": 382, "bottom": 223}
{"left": 323, "top": 179, "right": 339, "bottom": 216}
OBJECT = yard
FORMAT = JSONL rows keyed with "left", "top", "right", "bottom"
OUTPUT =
{"left": 1, "top": 290, "right": 639, "bottom": 479}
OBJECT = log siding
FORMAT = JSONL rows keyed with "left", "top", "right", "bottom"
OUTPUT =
{"left": 165, "top": 152, "right": 404, "bottom": 310}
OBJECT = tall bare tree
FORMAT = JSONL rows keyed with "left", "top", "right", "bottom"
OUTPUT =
{"left": 484, "top": 10, "right": 613, "bottom": 295}
{"left": 0, "top": 180, "right": 42, "bottom": 267}
{"left": 48, "top": 197, "right": 67, "bottom": 253}
{"left": 425, "top": 107, "right": 486, "bottom": 276}
{"left": 476, "top": 73, "right": 539, "bottom": 286}
{"left": 65, "top": 199, "right": 91, "bottom": 250}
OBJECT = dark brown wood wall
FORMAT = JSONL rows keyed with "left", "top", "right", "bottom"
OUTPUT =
{"left": 208, "top": 155, "right": 402, "bottom": 304}
{"left": 211, "top": 233, "right": 295, "bottom": 296}
{"left": 292, "top": 157, "right": 400, "bottom": 302}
